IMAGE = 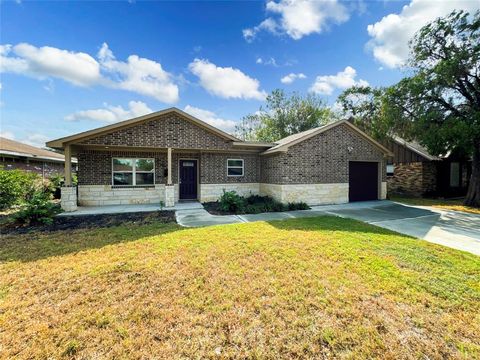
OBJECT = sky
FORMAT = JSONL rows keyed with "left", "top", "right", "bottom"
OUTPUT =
{"left": 1, "top": 0, "right": 479, "bottom": 148}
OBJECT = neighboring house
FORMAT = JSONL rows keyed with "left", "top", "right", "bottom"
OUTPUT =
{"left": 0, "top": 137, "right": 77, "bottom": 179}
{"left": 46, "top": 108, "right": 392, "bottom": 211}
{"left": 384, "top": 137, "right": 471, "bottom": 198}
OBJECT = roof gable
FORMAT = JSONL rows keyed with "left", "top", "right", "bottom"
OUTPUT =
{"left": 261, "top": 120, "right": 393, "bottom": 156}
{"left": 47, "top": 108, "right": 239, "bottom": 149}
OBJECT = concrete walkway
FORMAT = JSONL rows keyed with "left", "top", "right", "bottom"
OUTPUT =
{"left": 176, "top": 200, "right": 480, "bottom": 256}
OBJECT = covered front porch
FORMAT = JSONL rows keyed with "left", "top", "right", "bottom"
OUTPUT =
{"left": 60, "top": 145, "right": 183, "bottom": 212}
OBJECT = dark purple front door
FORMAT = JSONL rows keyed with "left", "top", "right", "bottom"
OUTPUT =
{"left": 179, "top": 160, "right": 197, "bottom": 200}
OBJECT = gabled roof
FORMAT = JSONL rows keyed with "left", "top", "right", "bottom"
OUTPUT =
{"left": 392, "top": 136, "right": 441, "bottom": 161}
{"left": 0, "top": 137, "right": 76, "bottom": 163}
{"left": 261, "top": 119, "right": 393, "bottom": 156}
{"left": 47, "top": 107, "right": 240, "bottom": 149}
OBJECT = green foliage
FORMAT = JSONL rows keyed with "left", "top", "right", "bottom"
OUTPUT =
{"left": 14, "top": 190, "right": 60, "bottom": 226}
{"left": 288, "top": 202, "right": 310, "bottom": 211}
{"left": 218, "top": 190, "right": 246, "bottom": 213}
{"left": 337, "top": 86, "right": 394, "bottom": 140}
{"left": 235, "top": 89, "right": 335, "bottom": 142}
{"left": 215, "top": 191, "right": 310, "bottom": 214}
{"left": 0, "top": 168, "right": 41, "bottom": 209}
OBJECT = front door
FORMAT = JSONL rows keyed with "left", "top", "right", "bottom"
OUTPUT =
{"left": 179, "top": 160, "right": 198, "bottom": 200}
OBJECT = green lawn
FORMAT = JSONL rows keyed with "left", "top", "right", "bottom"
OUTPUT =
{"left": 391, "top": 196, "right": 480, "bottom": 215}
{"left": 1, "top": 217, "right": 479, "bottom": 359}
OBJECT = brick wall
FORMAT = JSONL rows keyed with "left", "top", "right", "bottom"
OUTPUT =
{"left": 77, "top": 150, "right": 167, "bottom": 185}
{"left": 77, "top": 150, "right": 260, "bottom": 185}
{"left": 200, "top": 153, "right": 260, "bottom": 184}
{"left": 261, "top": 124, "right": 386, "bottom": 184}
{"left": 387, "top": 162, "right": 438, "bottom": 196}
{"left": 1, "top": 158, "right": 66, "bottom": 178}
{"left": 80, "top": 113, "right": 233, "bottom": 150}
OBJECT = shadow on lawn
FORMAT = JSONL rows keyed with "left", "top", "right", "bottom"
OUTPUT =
{"left": 267, "top": 215, "right": 407, "bottom": 236}
{"left": 0, "top": 217, "right": 183, "bottom": 263}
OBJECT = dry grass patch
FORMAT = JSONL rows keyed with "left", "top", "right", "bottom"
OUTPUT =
{"left": 1, "top": 217, "right": 479, "bottom": 359}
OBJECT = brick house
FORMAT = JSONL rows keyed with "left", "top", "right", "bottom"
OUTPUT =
{"left": 46, "top": 108, "right": 392, "bottom": 212}
{"left": 384, "top": 137, "right": 471, "bottom": 197}
{"left": 1, "top": 137, "right": 77, "bottom": 179}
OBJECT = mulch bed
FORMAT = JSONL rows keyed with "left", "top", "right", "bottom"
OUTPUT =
{"left": 0, "top": 211, "right": 176, "bottom": 235}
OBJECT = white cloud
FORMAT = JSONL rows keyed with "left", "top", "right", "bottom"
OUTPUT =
{"left": 244, "top": 0, "right": 349, "bottom": 41}
{"left": 183, "top": 105, "right": 237, "bottom": 133}
{"left": 0, "top": 43, "right": 101, "bottom": 86}
{"left": 98, "top": 43, "right": 179, "bottom": 103}
{"left": 367, "top": 0, "right": 479, "bottom": 68}
{"left": 65, "top": 101, "right": 152, "bottom": 123}
{"left": 0, "top": 130, "right": 15, "bottom": 140}
{"left": 280, "top": 72, "right": 306, "bottom": 84}
{"left": 188, "top": 58, "right": 266, "bottom": 100}
{"left": 256, "top": 57, "right": 278, "bottom": 66}
{"left": 0, "top": 42, "right": 179, "bottom": 103}
{"left": 23, "top": 134, "right": 50, "bottom": 148}
{"left": 309, "top": 66, "right": 368, "bottom": 95}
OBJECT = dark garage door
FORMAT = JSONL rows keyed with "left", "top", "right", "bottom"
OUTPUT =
{"left": 349, "top": 161, "right": 379, "bottom": 202}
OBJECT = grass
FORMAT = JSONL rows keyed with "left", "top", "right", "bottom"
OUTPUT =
{"left": 391, "top": 196, "right": 480, "bottom": 215}
{"left": 1, "top": 217, "right": 479, "bottom": 359}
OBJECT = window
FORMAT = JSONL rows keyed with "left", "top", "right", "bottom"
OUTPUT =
{"left": 386, "top": 163, "right": 394, "bottom": 177}
{"left": 112, "top": 158, "right": 154, "bottom": 186}
{"left": 450, "top": 162, "right": 460, "bottom": 188}
{"left": 227, "top": 159, "right": 244, "bottom": 176}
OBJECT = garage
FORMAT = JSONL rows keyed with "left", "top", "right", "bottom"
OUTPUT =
{"left": 349, "top": 161, "right": 379, "bottom": 202}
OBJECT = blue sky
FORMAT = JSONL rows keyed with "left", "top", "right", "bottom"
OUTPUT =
{"left": 1, "top": 0, "right": 478, "bottom": 147}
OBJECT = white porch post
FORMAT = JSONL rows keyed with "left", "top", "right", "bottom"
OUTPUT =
{"left": 165, "top": 147, "right": 175, "bottom": 207}
{"left": 61, "top": 144, "right": 77, "bottom": 212}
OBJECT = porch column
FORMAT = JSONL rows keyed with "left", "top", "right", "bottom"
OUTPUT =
{"left": 165, "top": 147, "right": 175, "bottom": 207}
{"left": 61, "top": 144, "right": 77, "bottom": 212}
{"left": 64, "top": 144, "right": 72, "bottom": 186}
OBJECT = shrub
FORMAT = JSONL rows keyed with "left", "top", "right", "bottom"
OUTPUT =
{"left": 288, "top": 202, "right": 310, "bottom": 210}
{"left": 0, "top": 168, "right": 40, "bottom": 209}
{"left": 14, "top": 191, "right": 60, "bottom": 225}
{"left": 218, "top": 190, "right": 246, "bottom": 213}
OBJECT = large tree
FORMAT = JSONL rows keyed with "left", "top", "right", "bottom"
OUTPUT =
{"left": 235, "top": 89, "right": 334, "bottom": 142}
{"left": 340, "top": 10, "right": 480, "bottom": 207}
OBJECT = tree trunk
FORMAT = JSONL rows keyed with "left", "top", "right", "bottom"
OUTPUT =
{"left": 464, "top": 140, "right": 480, "bottom": 208}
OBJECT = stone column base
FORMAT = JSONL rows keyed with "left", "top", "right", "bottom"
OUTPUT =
{"left": 165, "top": 185, "right": 175, "bottom": 207}
{"left": 61, "top": 186, "right": 78, "bottom": 212}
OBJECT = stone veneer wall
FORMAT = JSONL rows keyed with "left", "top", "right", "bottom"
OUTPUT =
{"left": 261, "top": 124, "right": 386, "bottom": 184}
{"left": 260, "top": 183, "right": 349, "bottom": 205}
{"left": 387, "top": 162, "right": 437, "bottom": 196}
{"left": 61, "top": 186, "right": 77, "bottom": 211}
{"left": 78, "top": 184, "right": 165, "bottom": 206}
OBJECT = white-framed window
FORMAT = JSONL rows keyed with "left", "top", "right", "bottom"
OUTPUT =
{"left": 227, "top": 159, "right": 244, "bottom": 177}
{"left": 112, "top": 158, "right": 155, "bottom": 186}
{"left": 386, "top": 163, "right": 395, "bottom": 177}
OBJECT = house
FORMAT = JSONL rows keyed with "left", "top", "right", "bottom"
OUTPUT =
{"left": 46, "top": 108, "right": 392, "bottom": 212}
{"left": 0, "top": 137, "right": 77, "bottom": 179}
{"left": 384, "top": 137, "right": 471, "bottom": 198}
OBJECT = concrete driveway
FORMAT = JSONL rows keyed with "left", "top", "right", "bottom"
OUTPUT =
{"left": 317, "top": 201, "right": 480, "bottom": 256}
{"left": 176, "top": 200, "right": 480, "bottom": 256}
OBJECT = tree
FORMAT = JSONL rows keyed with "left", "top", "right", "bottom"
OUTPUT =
{"left": 235, "top": 89, "right": 335, "bottom": 142}
{"left": 386, "top": 10, "right": 480, "bottom": 207}
{"left": 339, "top": 10, "right": 480, "bottom": 207}
{"left": 337, "top": 85, "right": 393, "bottom": 140}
